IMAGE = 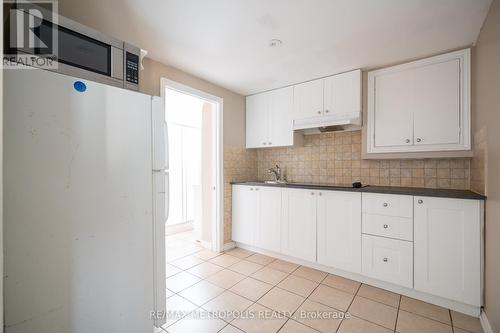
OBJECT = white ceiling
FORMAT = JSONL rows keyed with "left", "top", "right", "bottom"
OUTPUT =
{"left": 60, "top": 0, "right": 492, "bottom": 95}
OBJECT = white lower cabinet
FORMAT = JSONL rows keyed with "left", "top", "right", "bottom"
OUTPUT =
{"left": 255, "top": 187, "right": 282, "bottom": 253}
{"left": 414, "top": 196, "right": 482, "bottom": 306}
{"left": 232, "top": 185, "right": 259, "bottom": 245}
{"left": 232, "top": 185, "right": 282, "bottom": 253}
{"left": 281, "top": 188, "right": 317, "bottom": 262}
{"left": 232, "top": 185, "right": 483, "bottom": 309}
{"left": 317, "top": 191, "right": 362, "bottom": 273}
{"left": 362, "top": 235, "right": 413, "bottom": 288}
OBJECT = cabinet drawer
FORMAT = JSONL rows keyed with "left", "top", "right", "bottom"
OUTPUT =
{"left": 362, "top": 193, "right": 413, "bottom": 218}
{"left": 362, "top": 235, "right": 413, "bottom": 288}
{"left": 362, "top": 213, "right": 413, "bottom": 241}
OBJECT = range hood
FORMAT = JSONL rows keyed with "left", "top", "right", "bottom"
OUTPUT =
{"left": 294, "top": 111, "right": 362, "bottom": 135}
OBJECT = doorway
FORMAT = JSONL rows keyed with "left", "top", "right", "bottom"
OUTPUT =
{"left": 161, "top": 78, "right": 223, "bottom": 255}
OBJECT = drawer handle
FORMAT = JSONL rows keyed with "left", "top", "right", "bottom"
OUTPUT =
{"left": 383, "top": 224, "right": 389, "bottom": 229}
{"left": 383, "top": 257, "right": 388, "bottom": 262}
{"left": 418, "top": 199, "right": 423, "bottom": 204}
{"left": 383, "top": 203, "right": 389, "bottom": 207}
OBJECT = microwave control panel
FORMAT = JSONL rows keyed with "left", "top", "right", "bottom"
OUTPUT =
{"left": 125, "top": 52, "right": 139, "bottom": 85}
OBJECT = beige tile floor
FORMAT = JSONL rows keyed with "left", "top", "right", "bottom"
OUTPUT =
{"left": 164, "top": 231, "right": 483, "bottom": 333}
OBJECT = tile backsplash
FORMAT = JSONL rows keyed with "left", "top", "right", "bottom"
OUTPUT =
{"left": 256, "top": 130, "right": 471, "bottom": 189}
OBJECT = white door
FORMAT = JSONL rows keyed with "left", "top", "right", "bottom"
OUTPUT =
{"left": 293, "top": 79, "right": 324, "bottom": 120}
{"left": 372, "top": 70, "right": 414, "bottom": 148}
{"left": 414, "top": 196, "right": 481, "bottom": 306}
{"left": 281, "top": 189, "right": 317, "bottom": 262}
{"left": 232, "top": 185, "right": 258, "bottom": 245}
{"left": 268, "top": 87, "right": 294, "bottom": 147}
{"left": 255, "top": 187, "right": 282, "bottom": 253}
{"left": 317, "top": 191, "right": 362, "bottom": 273}
{"left": 412, "top": 59, "right": 461, "bottom": 146}
{"left": 324, "top": 70, "right": 361, "bottom": 117}
{"left": 246, "top": 93, "right": 269, "bottom": 148}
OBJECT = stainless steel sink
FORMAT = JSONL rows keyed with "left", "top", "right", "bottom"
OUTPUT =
{"left": 264, "top": 180, "right": 287, "bottom": 184}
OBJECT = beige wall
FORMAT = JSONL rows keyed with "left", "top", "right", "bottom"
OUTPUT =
{"left": 140, "top": 58, "right": 246, "bottom": 149}
{"left": 472, "top": 0, "right": 500, "bottom": 329}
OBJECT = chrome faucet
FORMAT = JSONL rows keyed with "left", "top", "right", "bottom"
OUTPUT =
{"left": 268, "top": 164, "right": 282, "bottom": 182}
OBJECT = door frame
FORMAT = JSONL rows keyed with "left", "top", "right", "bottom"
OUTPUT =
{"left": 160, "top": 77, "right": 224, "bottom": 253}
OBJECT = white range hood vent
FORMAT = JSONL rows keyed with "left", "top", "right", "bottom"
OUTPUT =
{"left": 294, "top": 111, "right": 362, "bottom": 135}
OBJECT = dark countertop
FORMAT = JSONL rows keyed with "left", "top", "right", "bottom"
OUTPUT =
{"left": 231, "top": 181, "right": 486, "bottom": 200}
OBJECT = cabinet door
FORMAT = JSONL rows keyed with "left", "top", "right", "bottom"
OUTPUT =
{"left": 414, "top": 196, "right": 481, "bottom": 306}
{"left": 293, "top": 79, "right": 324, "bottom": 120}
{"left": 268, "top": 87, "right": 294, "bottom": 147}
{"left": 371, "top": 69, "right": 414, "bottom": 148}
{"left": 324, "top": 70, "right": 361, "bottom": 117}
{"left": 412, "top": 59, "right": 460, "bottom": 146}
{"left": 231, "top": 186, "right": 258, "bottom": 245}
{"left": 281, "top": 189, "right": 317, "bottom": 262}
{"left": 246, "top": 93, "right": 269, "bottom": 148}
{"left": 362, "top": 235, "right": 413, "bottom": 288}
{"left": 255, "top": 187, "right": 282, "bottom": 253}
{"left": 317, "top": 191, "right": 361, "bottom": 273}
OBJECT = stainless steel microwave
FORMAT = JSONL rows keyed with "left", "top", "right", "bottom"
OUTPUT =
{"left": 8, "top": 6, "right": 141, "bottom": 91}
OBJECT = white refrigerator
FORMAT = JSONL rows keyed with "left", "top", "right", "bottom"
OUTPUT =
{"left": 4, "top": 68, "right": 168, "bottom": 332}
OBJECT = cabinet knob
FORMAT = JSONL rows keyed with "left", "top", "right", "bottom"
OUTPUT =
{"left": 317, "top": 111, "right": 322, "bottom": 115}
{"left": 418, "top": 199, "right": 423, "bottom": 204}
{"left": 383, "top": 257, "right": 388, "bottom": 262}
{"left": 383, "top": 203, "right": 388, "bottom": 207}
{"left": 416, "top": 138, "right": 422, "bottom": 142}
{"left": 255, "top": 188, "right": 259, "bottom": 191}
{"left": 383, "top": 224, "right": 389, "bottom": 229}
{"left": 263, "top": 142, "right": 267, "bottom": 145}
{"left": 405, "top": 139, "right": 411, "bottom": 143}
{"left": 325, "top": 109, "right": 330, "bottom": 114}
{"left": 318, "top": 192, "right": 322, "bottom": 196}
{"left": 311, "top": 192, "right": 315, "bottom": 195}
{"left": 268, "top": 142, "right": 272, "bottom": 145}
{"left": 250, "top": 188, "right": 254, "bottom": 191}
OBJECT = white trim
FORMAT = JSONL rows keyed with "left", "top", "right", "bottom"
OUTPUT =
{"left": 480, "top": 310, "right": 494, "bottom": 333}
{"left": 223, "top": 242, "right": 236, "bottom": 251}
{"left": 160, "top": 77, "right": 225, "bottom": 253}
{"left": 367, "top": 48, "right": 471, "bottom": 154}
{"left": 236, "top": 242, "right": 481, "bottom": 317}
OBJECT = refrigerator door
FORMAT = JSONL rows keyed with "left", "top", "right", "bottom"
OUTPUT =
{"left": 152, "top": 172, "right": 167, "bottom": 328}
{"left": 152, "top": 96, "right": 168, "bottom": 171}
{"left": 4, "top": 68, "right": 157, "bottom": 333}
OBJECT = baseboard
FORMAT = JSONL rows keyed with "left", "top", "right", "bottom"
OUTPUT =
{"left": 480, "top": 310, "right": 494, "bottom": 333}
{"left": 223, "top": 242, "right": 236, "bottom": 251}
{"left": 235, "top": 242, "right": 481, "bottom": 317}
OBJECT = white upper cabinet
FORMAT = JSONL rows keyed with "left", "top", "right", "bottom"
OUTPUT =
{"left": 414, "top": 196, "right": 482, "bottom": 306}
{"left": 367, "top": 49, "right": 470, "bottom": 154}
{"left": 317, "top": 191, "right": 362, "bottom": 273}
{"left": 245, "top": 86, "right": 295, "bottom": 148}
{"left": 293, "top": 79, "right": 324, "bottom": 120}
{"left": 293, "top": 70, "right": 362, "bottom": 130}
{"left": 268, "top": 87, "right": 294, "bottom": 147}
{"left": 324, "top": 69, "right": 362, "bottom": 119}
{"left": 246, "top": 93, "right": 269, "bottom": 148}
